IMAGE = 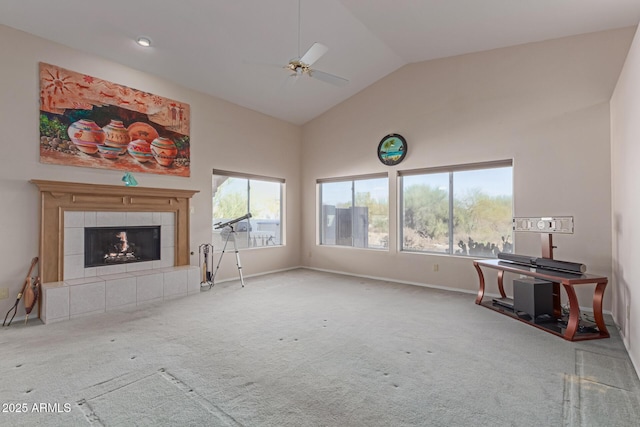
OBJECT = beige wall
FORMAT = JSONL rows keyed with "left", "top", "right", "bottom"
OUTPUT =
{"left": 301, "top": 28, "right": 636, "bottom": 310}
{"left": 611, "top": 26, "right": 640, "bottom": 374}
{"left": 0, "top": 24, "right": 302, "bottom": 319}
{"left": 1, "top": 20, "right": 637, "bottom": 343}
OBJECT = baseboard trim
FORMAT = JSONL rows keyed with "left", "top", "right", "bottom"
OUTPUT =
{"left": 303, "top": 266, "right": 478, "bottom": 296}
{"left": 628, "top": 346, "right": 640, "bottom": 383}
{"left": 611, "top": 317, "right": 640, "bottom": 380}
{"left": 301, "top": 266, "right": 613, "bottom": 316}
{"left": 212, "top": 265, "right": 304, "bottom": 284}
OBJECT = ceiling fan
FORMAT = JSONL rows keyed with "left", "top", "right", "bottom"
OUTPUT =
{"left": 283, "top": 0, "right": 348, "bottom": 86}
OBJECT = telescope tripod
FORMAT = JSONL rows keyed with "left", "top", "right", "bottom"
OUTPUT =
{"left": 211, "top": 225, "right": 245, "bottom": 288}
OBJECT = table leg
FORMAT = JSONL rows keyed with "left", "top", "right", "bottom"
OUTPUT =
{"left": 497, "top": 270, "right": 506, "bottom": 298}
{"left": 562, "top": 284, "right": 580, "bottom": 340}
{"left": 552, "top": 282, "right": 561, "bottom": 319}
{"left": 592, "top": 281, "right": 609, "bottom": 337}
{"left": 473, "top": 262, "right": 485, "bottom": 304}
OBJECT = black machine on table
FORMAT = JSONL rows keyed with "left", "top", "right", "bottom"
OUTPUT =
{"left": 496, "top": 252, "right": 586, "bottom": 274}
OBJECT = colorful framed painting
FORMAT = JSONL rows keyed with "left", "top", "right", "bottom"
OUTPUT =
{"left": 377, "top": 134, "right": 407, "bottom": 166}
{"left": 39, "top": 62, "right": 190, "bottom": 177}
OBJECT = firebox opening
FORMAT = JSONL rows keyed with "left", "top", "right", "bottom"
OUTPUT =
{"left": 84, "top": 226, "right": 161, "bottom": 268}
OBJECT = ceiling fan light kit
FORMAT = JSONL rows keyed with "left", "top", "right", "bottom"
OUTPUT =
{"left": 280, "top": 0, "right": 348, "bottom": 86}
{"left": 284, "top": 43, "right": 349, "bottom": 86}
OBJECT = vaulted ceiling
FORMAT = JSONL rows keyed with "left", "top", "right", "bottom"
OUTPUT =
{"left": 1, "top": 0, "right": 639, "bottom": 124}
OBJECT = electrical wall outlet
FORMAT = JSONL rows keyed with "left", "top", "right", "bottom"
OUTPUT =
{"left": 0, "top": 287, "right": 9, "bottom": 300}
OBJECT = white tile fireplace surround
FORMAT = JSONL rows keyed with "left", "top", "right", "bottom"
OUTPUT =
{"left": 41, "top": 211, "right": 200, "bottom": 324}
{"left": 31, "top": 180, "right": 199, "bottom": 324}
{"left": 64, "top": 211, "right": 175, "bottom": 280}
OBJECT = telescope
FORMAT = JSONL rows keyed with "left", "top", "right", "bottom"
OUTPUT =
{"left": 211, "top": 213, "right": 252, "bottom": 288}
{"left": 214, "top": 213, "right": 252, "bottom": 230}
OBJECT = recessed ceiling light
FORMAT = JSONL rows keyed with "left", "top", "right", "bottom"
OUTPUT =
{"left": 136, "top": 37, "right": 151, "bottom": 47}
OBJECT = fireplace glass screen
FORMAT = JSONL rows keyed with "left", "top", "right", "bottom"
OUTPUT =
{"left": 84, "top": 226, "right": 161, "bottom": 268}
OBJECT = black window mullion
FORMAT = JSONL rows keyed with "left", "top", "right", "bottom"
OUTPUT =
{"left": 351, "top": 181, "right": 355, "bottom": 247}
{"left": 246, "top": 180, "right": 251, "bottom": 247}
{"left": 318, "top": 184, "right": 322, "bottom": 244}
{"left": 448, "top": 172, "right": 454, "bottom": 254}
{"left": 399, "top": 176, "right": 404, "bottom": 251}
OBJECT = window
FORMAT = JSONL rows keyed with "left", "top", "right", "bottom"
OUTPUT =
{"left": 212, "top": 171, "right": 283, "bottom": 249}
{"left": 400, "top": 161, "right": 513, "bottom": 257}
{"left": 318, "top": 175, "right": 388, "bottom": 249}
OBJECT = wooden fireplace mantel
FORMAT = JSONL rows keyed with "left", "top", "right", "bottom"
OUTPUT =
{"left": 31, "top": 180, "right": 199, "bottom": 283}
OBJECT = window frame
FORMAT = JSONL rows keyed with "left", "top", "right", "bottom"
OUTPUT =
{"left": 212, "top": 169, "right": 285, "bottom": 249}
{"left": 398, "top": 159, "right": 513, "bottom": 257}
{"left": 317, "top": 172, "right": 389, "bottom": 250}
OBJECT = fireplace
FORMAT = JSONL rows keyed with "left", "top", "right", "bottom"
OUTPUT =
{"left": 32, "top": 180, "right": 200, "bottom": 323}
{"left": 85, "top": 226, "right": 161, "bottom": 268}
{"left": 31, "top": 179, "right": 198, "bottom": 283}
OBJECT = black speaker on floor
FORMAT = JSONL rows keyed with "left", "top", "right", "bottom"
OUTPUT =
{"left": 513, "top": 278, "right": 554, "bottom": 319}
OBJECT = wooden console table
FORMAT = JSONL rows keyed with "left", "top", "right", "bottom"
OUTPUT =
{"left": 473, "top": 259, "right": 609, "bottom": 341}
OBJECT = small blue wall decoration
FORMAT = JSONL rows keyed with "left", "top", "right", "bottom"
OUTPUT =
{"left": 122, "top": 172, "right": 138, "bottom": 186}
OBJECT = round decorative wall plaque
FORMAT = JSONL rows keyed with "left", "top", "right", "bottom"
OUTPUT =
{"left": 377, "top": 134, "right": 407, "bottom": 166}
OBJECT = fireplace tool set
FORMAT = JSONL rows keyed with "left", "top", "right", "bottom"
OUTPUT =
{"left": 199, "top": 243, "right": 214, "bottom": 288}
{"left": 3, "top": 256, "right": 41, "bottom": 326}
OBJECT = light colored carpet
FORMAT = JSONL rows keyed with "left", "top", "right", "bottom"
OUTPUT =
{"left": 0, "top": 268, "right": 638, "bottom": 426}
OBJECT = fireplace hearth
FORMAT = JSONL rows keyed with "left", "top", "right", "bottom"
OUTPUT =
{"left": 85, "top": 226, "right": 161, "bottom": 268}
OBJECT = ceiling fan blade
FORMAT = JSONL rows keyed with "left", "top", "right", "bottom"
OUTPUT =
{"left": 309, "top": 69, "right": 349, "bottom": 87}
{"left": 300, "top": 42, "right": 328, "bottom": 66}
